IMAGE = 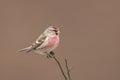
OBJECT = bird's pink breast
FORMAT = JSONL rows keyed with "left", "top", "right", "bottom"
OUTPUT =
{"left": 45, "top": 36, "right": 59, "bottom": 49}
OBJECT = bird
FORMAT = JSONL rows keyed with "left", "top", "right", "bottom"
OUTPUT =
{"left": 18, "top": 26, "right": 60, "bottom": 57}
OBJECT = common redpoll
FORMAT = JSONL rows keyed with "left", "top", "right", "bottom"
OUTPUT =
{"left": 18, "top": 26, "right": 60, "bottom": 57}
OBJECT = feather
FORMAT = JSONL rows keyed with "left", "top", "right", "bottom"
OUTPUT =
{"left": 18, "top": 36, "right": 47, "bottom": 53}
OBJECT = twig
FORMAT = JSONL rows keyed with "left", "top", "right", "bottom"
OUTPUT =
{"left": 65, "top": 59, "right": 71, "bottom": 80}
{"left": 50, "top": 51, "right": 68, "bottom": 80}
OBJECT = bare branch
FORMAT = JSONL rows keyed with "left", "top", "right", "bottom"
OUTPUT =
{"left": 65, "top": 59, "right": 71, "bottom": 80}
{"left": 50, "top": 51, "right": 68, "bottom": 80}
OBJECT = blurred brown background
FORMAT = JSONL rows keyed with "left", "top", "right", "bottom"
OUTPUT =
{"left": 0, "top": 0, "right": 120, "bottom": 80}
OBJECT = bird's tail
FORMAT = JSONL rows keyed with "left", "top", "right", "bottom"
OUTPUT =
{"left": 18, "top": 46, "right": 32, "bottom": 53}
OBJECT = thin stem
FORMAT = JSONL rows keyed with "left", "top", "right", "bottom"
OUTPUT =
{"left": 53, "top": 56, "right": 68, "bottom": 80}
{"left": 65, "top": 59, "right": 71, "bottom": 80}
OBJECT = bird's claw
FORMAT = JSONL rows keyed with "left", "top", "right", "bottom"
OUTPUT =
{"left": 46, "top": 51, "right": 55, "bottom": 59}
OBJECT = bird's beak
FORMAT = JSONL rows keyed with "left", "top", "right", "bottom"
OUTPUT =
{"left": 56, "top": 30, "right": 60, "bottom": 35}
{"left": 53, "top": 30, "right": 60, "bottom": 35}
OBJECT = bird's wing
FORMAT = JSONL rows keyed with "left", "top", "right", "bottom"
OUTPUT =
{"left": 26, "top": 34, "right": 47, "bottom": 52}
{"left": 18, "top": 34, "right": 47, "bottom": 53}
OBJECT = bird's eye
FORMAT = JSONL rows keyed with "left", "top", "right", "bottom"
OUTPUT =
{"left": 53, "top": 30, "right": 59, "bottom": 35}
{"left": 53, "top": 30, "right": 57, "bottom": 32}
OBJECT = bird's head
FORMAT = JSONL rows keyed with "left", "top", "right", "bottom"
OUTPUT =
{"left": 45, "top": 26, "right": 60, "bottom": 35}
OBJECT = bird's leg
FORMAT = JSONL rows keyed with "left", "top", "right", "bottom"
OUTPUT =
{"left": 46, "top": 51, "right": 55, "bottom": 59}
{"left": 50, "top": 51, "right": 55, "bottom": 56}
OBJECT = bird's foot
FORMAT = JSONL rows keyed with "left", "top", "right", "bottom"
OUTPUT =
{"left": 46, "top": 51, "right": 55, "bottom": 59}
